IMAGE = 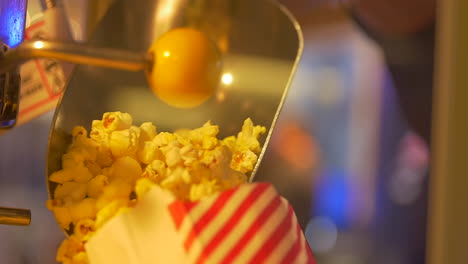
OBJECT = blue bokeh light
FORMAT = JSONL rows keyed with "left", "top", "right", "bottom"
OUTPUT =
{"left": 314, "top": 169, "right": 351, "bottom": 229}
{"left": 0, "top": 0, "right": 27, "bottom": 48}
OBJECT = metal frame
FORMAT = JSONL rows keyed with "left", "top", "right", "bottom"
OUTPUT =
{"left": 427, "top": 0, "right": 468, "bottom": 262}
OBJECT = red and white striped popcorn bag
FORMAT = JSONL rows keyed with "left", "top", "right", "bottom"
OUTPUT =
{"left": 86, "top": 183, "right": 316, "bottom": 264}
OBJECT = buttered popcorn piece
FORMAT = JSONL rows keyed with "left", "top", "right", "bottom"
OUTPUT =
{"left": 87, "top": 174, "right": 109, "bottom": 199}
{"left": 51, "top": 206, "right": 73, "bottom": 230}
{"left": 69, "top": 198, "right": 97, "bottom": 223}
{"left": 189, "top": 179, "right": 221, "bottom": 201}
{"left": 137, "top": 141, "right": 163, "bottom": 165}
{"left": 56, "top": 235, "right": 86, "bottom": 263}
{"left": 102, "top": 112, "right": 133, "bottom": 132}
{"left": 74, "top": 218, "right": 96, "bottom": 241}
{"left": 54, "top": 182, "right": 88, "bottom": 202}
{"left": 47, "top": 111, "right": 266, "bottom": 264}
{"left": 108, "top": 157, "right": 142, "bottom": 184}
{"left": 139, "top": 122, "right": 157, "bottom": 143}
{"left": 109, "top": 127, "right": 140, "bottom": 158}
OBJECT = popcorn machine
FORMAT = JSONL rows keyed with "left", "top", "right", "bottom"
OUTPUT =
{"left": 2, "top": 0, "right": 468, "bottom": 264}
{"left": 0, "top": 0, "right": 303, "bottom": 253}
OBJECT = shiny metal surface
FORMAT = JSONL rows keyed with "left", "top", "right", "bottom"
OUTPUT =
{"left": 0, "top": 206, "right": 31, "bottom": 226}
{"left": 0, "top": 40, "right": 152, "bottom": 73}
{"left": 0, "top": 0, "right": 27, "bottom": 129}
{"left": 46, "top": 0, "right": 303, "bottom": 207}
{"left": 428, "top": 0, "right": 468, "bottom": 262}
{"left": 0, "top": 61, "right": 20, "bottom": 128}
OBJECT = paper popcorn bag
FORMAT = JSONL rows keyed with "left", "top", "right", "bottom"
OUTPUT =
{"left": 86, "top": 183, "right": 315, "bottom": 264}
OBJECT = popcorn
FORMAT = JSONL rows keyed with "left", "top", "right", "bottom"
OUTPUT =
{"left": 237, "top": 118, "right": 267, "bottom": 153}
{"left": 151, "top": 160, "right": 167, "bottom": 177}
{"left": 61, "top": 151, "right": 86, "bottom": 170}
{"left": 137, "top": 141, "right": 163, "bottom": 165}
{"left": 90, "top": 120, "right": 108, "bottom": 144}
{"left": 56, "top": 235, "right": 86, "bottom": 263}
{"left": 109, "top": 128, "right": 140, "bottom": 158}
{"left": 69, "top": 198, "right": 97, "bottom": 223}
{"left": 96, "top": 181, "right": 133, "bottom": 211}
{"left": 51, "top": 206, "right": 73, "bottom": 230}
{"left": 54, "top": 182, "right": 87, "bottom": 202}
{"left": 71, "top": 251, "right": 89, "bottom": 264}
{"left": 102, "top": 112, "right": 133, "bottom": 132}
{"left": 47, "top": 112, "right": 266, "bottom": 264}
{"left": 74, "top": 219, "right": 96, "bottom": 241}
{"left": 87, "top": 175, "right": 109, "bottom": 199}
{"left": 107, "top": 157, "right": 142, "bottom": 184}
{"left": 139, "top": 122, "right": 157, "bottom": 143}
{"left": 84, "top": 161, "right": 102, "bottom": 177}
{"left": 152, "top": 132, "right": 176, "bottom": 147}
{"left": 71, "top": 165, "right": 94, "bottom": 183}
{"left": 49, "top": 169, "right": 73, "bottom": 184}
{"left": 72, "top": 126, "right": 88, "bottom": 137}
{"left": 231, "top": 149, "right": 258, "bottom": 174}
{"left": 189, "top": 179, "right": 220, "bottom": 201}
{"left": 164, "top": 146, "right": 183, "bottom": 167}
{"left": 141, "top": 160, "right": 167, "bottom": 183}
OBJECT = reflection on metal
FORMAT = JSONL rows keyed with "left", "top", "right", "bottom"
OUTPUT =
{"left": 46, "top": 0, "right": 303, "bottom": 234}
{"left": 0, "top": 206, "right": 31, "bottom": 226}
{"left": 0, "top": 40, "right": 152, "bottom": 74}
{"left": 221, "top": 72, "right": 233, "bottom": 85}
{"left": 0, "top": 0, "right": 27, "bottom": 129}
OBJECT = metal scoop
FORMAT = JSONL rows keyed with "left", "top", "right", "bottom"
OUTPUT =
{"left": 0, "top": 40, "right": 153, "bottom": 74}
{"left": 45, "top": 0, "right": 302, "bottom": 227}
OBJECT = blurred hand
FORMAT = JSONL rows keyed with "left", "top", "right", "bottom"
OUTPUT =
{"left": 282, "top": 0, "right": 436, "bottom": 36}
{"left": 347, "top": 0, "right": 437, "bottom": 35}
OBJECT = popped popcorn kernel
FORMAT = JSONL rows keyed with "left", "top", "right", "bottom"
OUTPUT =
{"left": 96, "top": 181, "right": 133, "bottom": 211}
{"left": 54, "top": 182, "right": 87, "bottom": 202}
{"left": 74, "top": 218, "right": 96, "bottom": 242}
{"left": 189, "top": 180, "right": 220, "bottom": 201}
{"left": 108, "top": 157, "right": 142, "bottom": 184}
{"left": 153, "top": 132, "right": 176, "bottom": 147}
{"left": 109, "top": 128, "right": 140, "bottom": 158}
{"left": 139, "top": 122, "right": 157, "bottom": 143}
{"left": 52, "top": 205, "right": 72, "bottom": 230}
{"left": 102, "top": 112, "right": 133, "bottom": 132}
{"left": 137, "top": 141, "right": 163, "bottom": 165}
{"left": 47, "top": 111, "right": 266, "bottom": 264}
{"left": 87, "top": 174, "right": 109, "bottom": 199}
{"left": 69, "top": 198, "right": 97, "bottom": 223}
{"left": 135, "top": 178, "right": 156, "bottom": 199}
{"left": 71, "top": 251, "right": 89, "bottom": 264}
{"left": 56, "top": 235, "right": 85, "bottom": 263}
{"left": 71, "top": 126, "right": 88, "bottom": 138}
{"left": 49, "top": 169, "right": 73, "bottom": 184}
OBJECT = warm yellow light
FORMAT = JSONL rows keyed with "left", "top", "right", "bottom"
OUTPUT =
{"left": 33, "top": 41, "right": 44, "bottom": 49}
{"left": 221, "top": 73, "right": 233, "bottom": 85}
{"left": 216, "top": 90, "right": 226, "bottom": 102}
{"left": 163, "top": 51, "right": 170, "bottom": 57}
